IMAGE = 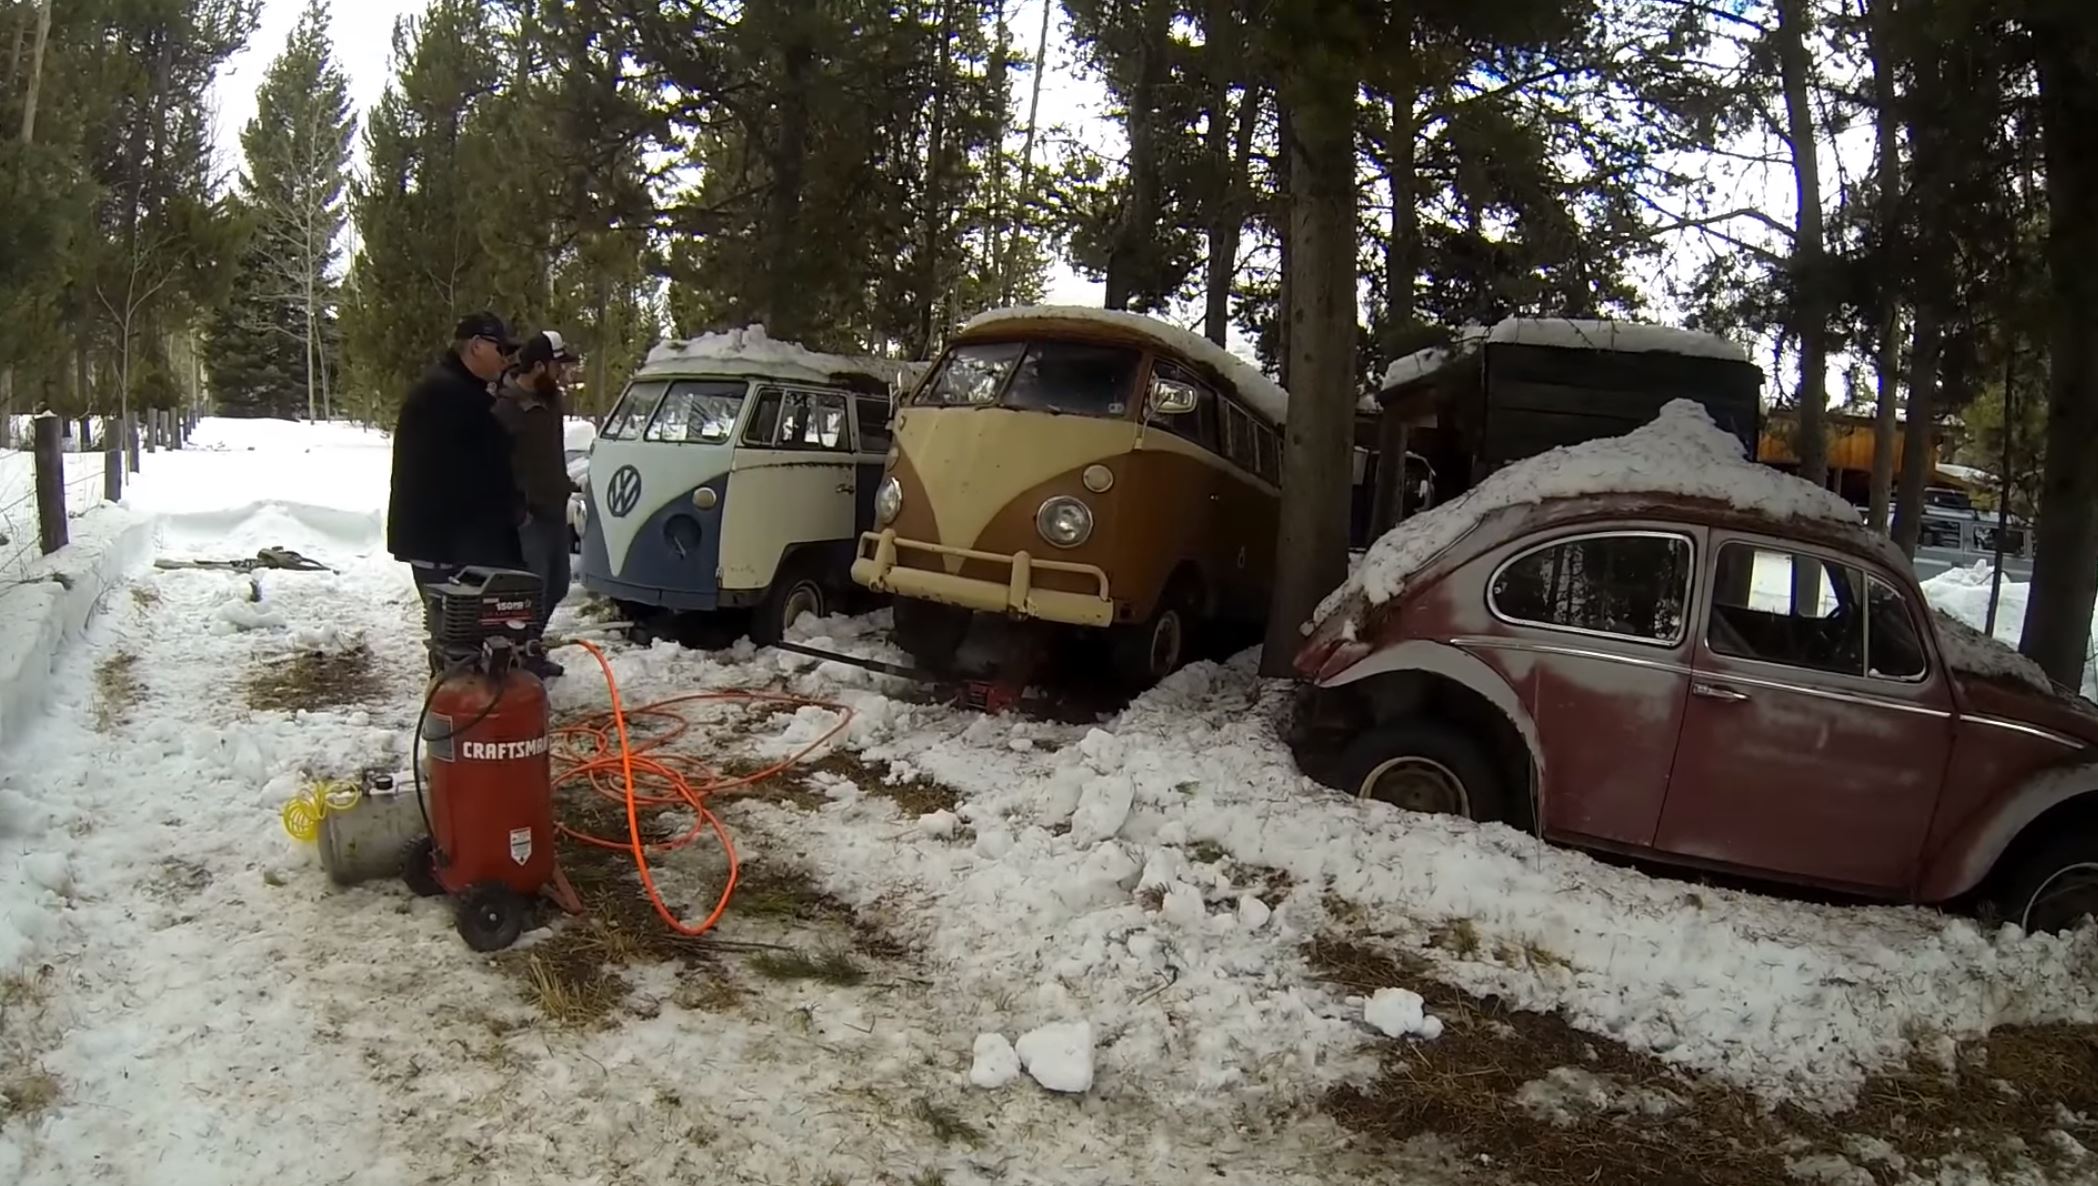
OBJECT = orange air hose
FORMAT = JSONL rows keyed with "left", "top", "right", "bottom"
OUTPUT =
{"left": 559, "top": 640, "right": 855, "bottom": 937}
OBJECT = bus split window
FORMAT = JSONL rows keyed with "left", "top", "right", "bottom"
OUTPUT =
{"left": 1220, "top": 402, "right": 1251, "bottom": 470}
{"left": 1004, "top": 342, "right": 1143, "bottom": 418}
{"left": 744, "top": 388, "right": 785, "bottom": 446}
{"left": 644, "top": 380, "right": 747, "bottom": 444}
{"left": 600, "top": 380, "right": 669, "bottom": 441}
{"left": 919, "top": 342, "right": 1023, "bottom": 406}
{"left": 750, "top": 389, "right": 851, "bottom": 452}
{"left": 1253, "top": 425, "right": 1280, "bottom": 484}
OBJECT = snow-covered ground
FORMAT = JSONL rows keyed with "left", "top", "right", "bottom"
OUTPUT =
{"left": 1923, "top": 562, "right": 2098, "bottom": 698}
{"left": 4, "top": 418, "right": 2098, "bottom": 1186}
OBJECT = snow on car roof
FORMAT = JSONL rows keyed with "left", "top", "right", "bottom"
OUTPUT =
{"left": 1378, "top": 317, "right": 1751, "bottom": 393}
{"left": 960, "top": 305, "right": 1290, "bottom": 426}
{"left": 641, "top": 325, "right": 909, "bottom": 390}
{"left": 1311, "top": 399, "right": 1868, "bottom": 631}
{"left": 1931, "top": 609, "right": 2055, "bottom": 694}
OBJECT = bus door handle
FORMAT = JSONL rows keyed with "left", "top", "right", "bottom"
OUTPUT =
{"left": 836, "top": 483, "right": 855, "bottom": 494}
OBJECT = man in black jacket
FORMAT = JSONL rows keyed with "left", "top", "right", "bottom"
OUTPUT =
{"left": 494, "top": 330, "right": 580, "bottom": 677}
{"left": 387, "top": 313, "right": 526, "bottom": 614}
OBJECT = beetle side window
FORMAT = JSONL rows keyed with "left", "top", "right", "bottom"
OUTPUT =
{"left": 1490, "top": 532, "right": 1694, "bottom": 644}
{"left": 1867, "top": 578, "right": 1929, "bottom": 680}
{"left": 1706, "top": 543, "right": 1864, "bottom": 676}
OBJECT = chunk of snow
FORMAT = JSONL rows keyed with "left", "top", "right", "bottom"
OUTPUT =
{"left": 1015, "top": 1021, "right": 1095, "bottom": 1093}
{"left": 1314, "top": 400, "right": 1868, "bottom": 629}
{"left": 1380, "top": 345, "right": 1458, "bottom": 391}
{"left": 21, "top": 852, "right": 71, "bottom": 895}
{"left": 1237, "top": 895, "right": 1272, "bottom": 930}
{"left": 973, "top": 826, "right": 1012, "bottom": 859}
{"left": 642, "top": 324, "right": 908, "bottom": 390}
{"left": 1068, "top": 774, "right": 1135, "bottom": 846}
{"left": 1161, "top": 882, "right": 1208, "bottom": 929}
{"left": 1932, "top": 606, "right": 2055, "bottom": 694}
{"left": 215, "top": 601, "right": 286, "bottom": 632}
{"left": 962, "top": 306, "right": 1289, "bottom": 426}
{"left": 1365, "top": 987, "right": 1441, "bottom": 1040}
{"left": 968, "top": 1033, "right": 1021, "bottom": 1088}
{"left": 917, "top": 809, "right": 960, "bottom": 839}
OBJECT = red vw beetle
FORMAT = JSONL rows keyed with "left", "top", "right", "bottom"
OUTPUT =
{"left": 1294, "top": 404, "right": 2098, "bottom": 932}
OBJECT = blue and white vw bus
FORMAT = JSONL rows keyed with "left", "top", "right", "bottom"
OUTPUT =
{"left": 577, "top": 330, "right": 906, "bottom": 641}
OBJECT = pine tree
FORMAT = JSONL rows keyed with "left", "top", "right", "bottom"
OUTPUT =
{"left": 236, "top": 0, "right": 354, "bottom": 421}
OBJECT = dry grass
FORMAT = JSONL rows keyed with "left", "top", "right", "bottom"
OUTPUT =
{"left": 130, "top": 585, "right": 159, "bottom": 609}
{"left": 807, "top": 749, "right": 960, "bottom": 817}
{"left": 733, "top": 862, "right": 857, "bottom": 925}
{"left": 1312, "top": 936, "right": 2098, "bottom": 1186}
{"left": 244, "top": 642, "right": 386, "bottom": 713}
{"left": 1427, "top": 917, "right": 1482, "bottom": 959}
{"left": 93, "top": 650, "right": 143, "bottom": 732}
{"left": 0, "top": 1069, "right": 59, "bottom": 1122}
{"left": 913, "top": 1097, "right": 983, "bottom": 1146}
{"left": 747, "top": 948, "right": 867, "bottom": 986}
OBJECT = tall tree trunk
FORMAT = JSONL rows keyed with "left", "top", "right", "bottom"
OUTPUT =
{"left": 764, "top": 0, "right": 812, "bottom": 339}
{"left": 2021, "top": 25, "right": 2098, "bottom": 688}
{"left": 1104, "top": 0, "right": 1169, "bottom": 310}
{"left": 1201, "top": 0, "right": 1239, "bottom": 345}
{"left": 1865, "top": 0, "right": 1903, "bottom": 532}
{"left": 1, "top": 0, "right": 54, "bottom": 435}
{"left": 985, "top": 5, "right": 1011, "bottom": 312}
{"left": 1261, "top": 64, "right": 1356, "bottom": 676}
{"left": 915, "top": 0, "right": 953, "bottom": 360}
{"left": 1006, "top": 0, "right": 1053, "bottom": 306}
{"left": 1274, "top": 101, "right": 1293, "bottom": 394}
{"left": 1891, "top": 311, "right": 1941, "bottom": 558}
{"left": 1384, "top": 85, "right": 1417, "bottom": 346}
{"left": 1777, "top": 0, "right": 1829, "bottom": 491}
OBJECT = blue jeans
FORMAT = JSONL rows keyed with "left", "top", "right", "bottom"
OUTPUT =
{"left": 518, "top": 515, "right": 571, "bottom": 630}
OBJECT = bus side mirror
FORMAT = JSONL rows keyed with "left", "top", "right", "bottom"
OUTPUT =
{"left": 1149, "top": 379, "right": 1199, "bottom": 417}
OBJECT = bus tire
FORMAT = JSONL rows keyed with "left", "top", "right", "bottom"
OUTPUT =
{"left": 1111, "top": 579, "right": 1197, "bottom": 689}
{"left": 893, "top": 598, "right": 968, "bottom": 671}
{"left": 752, "top": 565, "right": 828, "bottom": 646}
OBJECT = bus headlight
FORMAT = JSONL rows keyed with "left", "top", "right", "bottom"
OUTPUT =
{"left": 1036, "top": 496, "right": 1093, "bottom": 548}
{"left": 876, "top": 476, "right": 904, "bottom": 525}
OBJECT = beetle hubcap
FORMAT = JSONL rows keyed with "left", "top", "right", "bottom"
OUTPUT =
{"left": 1359, "top": 756, "right": 1470, "bottom": 817}
{"left": 2022, "top": 861, "right": 2098, "bottom": 934}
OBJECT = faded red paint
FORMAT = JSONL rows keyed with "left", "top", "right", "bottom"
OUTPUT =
{"left": 1300, "top": 494, "right": 2098, "bottom": 903}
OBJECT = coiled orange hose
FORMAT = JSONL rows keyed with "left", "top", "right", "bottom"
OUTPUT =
{"left": 555, "top": 641, "right": 855, "bottom": 937}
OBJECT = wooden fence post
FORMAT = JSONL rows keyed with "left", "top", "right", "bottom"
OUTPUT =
{"left": 34, "top": 413, "right": 66, "bottom": 554}
{"left": 104, "top": 445, "right": 121, "bottom": 502}
{"left": 125, "top": 411, "right": 140, "bottom": 474}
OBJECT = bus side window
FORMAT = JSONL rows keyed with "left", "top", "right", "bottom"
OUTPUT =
{"left": 855, "top": 396, "right": 894, "bottom": 453}
{"left": 1254, "top": 424, "right": 1280, "bottom": 484}
{"left": 744, "top": 388, "right": 785, "bottom": 446}
{"left": 1150, "top": 363, "right": 1218, "bottom": 451}
{"left": 1220, "top": 402, "right": 1252, "bottom": 472}
{"left": 780, "top": 391, "right": 851, "bottom": 452}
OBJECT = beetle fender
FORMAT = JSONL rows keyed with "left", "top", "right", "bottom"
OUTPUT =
{"left": 1917, "top": 759, "right": 2098, "bottom": 901}
{"left": 1320, "top": 639, "right": 1547, "bottom": 815}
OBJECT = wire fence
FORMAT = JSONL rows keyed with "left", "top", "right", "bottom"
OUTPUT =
{"left": 0, "top": 410, "right": 195, "bottom": 585}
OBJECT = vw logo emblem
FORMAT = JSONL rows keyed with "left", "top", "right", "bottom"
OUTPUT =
{"left": 606, "top": 465, "right": 643, "bottom": 518}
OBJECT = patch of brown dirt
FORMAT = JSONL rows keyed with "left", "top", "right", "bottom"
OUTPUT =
{"left": 245, "top": 643, "right": 387, "bottom": 713}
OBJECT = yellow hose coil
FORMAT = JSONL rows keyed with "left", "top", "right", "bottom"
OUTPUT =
{"left": 280, "top": 779, "right": 366, "bottom": 842}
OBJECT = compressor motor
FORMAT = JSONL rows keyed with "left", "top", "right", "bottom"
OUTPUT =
{"left": 422, "top": 566, "right": 545, "bottom": 671}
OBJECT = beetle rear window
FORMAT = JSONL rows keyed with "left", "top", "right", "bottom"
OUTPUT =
{"left": 1491, "top": 533, "right": 1693, "bottom": 644}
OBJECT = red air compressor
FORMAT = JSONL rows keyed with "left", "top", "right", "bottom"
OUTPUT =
{"left": 403, "top": 567, "right": 580, "bottom": 951}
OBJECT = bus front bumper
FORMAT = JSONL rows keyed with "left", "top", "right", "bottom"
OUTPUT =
{"left": 852, "top": 530, "right": 1115, "bottom": 628}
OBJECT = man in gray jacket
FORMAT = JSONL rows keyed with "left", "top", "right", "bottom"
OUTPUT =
{"left": 494, "top": 330, "right": 579, "bottom": 677}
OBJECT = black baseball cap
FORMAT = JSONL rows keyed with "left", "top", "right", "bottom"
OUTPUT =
{"left": 518, "top": 330, "right": 579, "bottom": 367}
{"left": 454, "top": 312, "right": 518, "bottom": 352}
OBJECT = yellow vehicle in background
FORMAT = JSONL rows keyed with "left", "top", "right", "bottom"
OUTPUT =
{"left": 852, "top": 306, "right": 1288, "bottom": 686}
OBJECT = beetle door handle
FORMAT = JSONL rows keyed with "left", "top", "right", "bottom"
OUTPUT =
{"left": 836, "top": 483, "right": 855, "bottom": 494}
{"left": 1692, "top": 681, "right": 1750, "bottom": 703}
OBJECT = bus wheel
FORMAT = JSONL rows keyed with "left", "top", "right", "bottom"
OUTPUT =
{"left": 1111, "top": 585, "right": 1195, "bottom": 689}
{"left": 753, "top": 572, "right": 828, "bottom": 646}
{"left": 893, "top": 598, "right": 968, "bottom": 671}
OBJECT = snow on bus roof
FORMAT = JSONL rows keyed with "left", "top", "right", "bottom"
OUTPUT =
{"left": 1378, "top": 317, "right": 1751, "bottom": 392}
{"left": 1311, "top": 399, "right": 1865, "bottom": 631}
{"left": 961, "top": 305, "right": 1290, "bottom": 425}
{"left": 641, "top": 325, "right": 908, "bottom": 389}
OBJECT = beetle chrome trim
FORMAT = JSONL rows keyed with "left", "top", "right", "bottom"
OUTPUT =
{"left": 1967, "top": 714, "right": 2085, "bottom": 749}
{"left": 1451, "top": 634, "right": 1692, "bottom": 676}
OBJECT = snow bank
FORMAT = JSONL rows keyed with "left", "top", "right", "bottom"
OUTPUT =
{"left": 0, "top": 509, "right": 155, "bottom": 753}
{"left": 1314, "top": 400, "right": 1866, "bottom": 630}
{"left": 642, "top": 325, "right": 909, "bottom": 390}
{"left": 1923, "top": 563, "right": 2098, "bottom": 699}
{"left": 1376, "top": 317, "right": 1749, "bottom": 394}
{"left": 963, "top": 305, "right": 1290, "bottom": 426}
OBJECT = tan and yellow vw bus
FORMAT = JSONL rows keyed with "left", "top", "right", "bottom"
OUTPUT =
{"left": 851, "top": 306, "right": 1287, "bottom": 685}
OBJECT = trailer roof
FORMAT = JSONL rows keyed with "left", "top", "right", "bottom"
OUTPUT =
{"left": 1378, "top": 317, "right": 1753, "bottom": 394}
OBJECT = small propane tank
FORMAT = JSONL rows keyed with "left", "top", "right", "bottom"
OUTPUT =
{"left": 316, "top": 770, "right": 427, "bottom": 886}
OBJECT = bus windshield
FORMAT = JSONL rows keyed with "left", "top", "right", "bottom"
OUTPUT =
{"left": 916, "top": 340, "right": 1143, "bottom": 419}
{"left": 600, "top": 380, "right": 669, "bottom": 441}
{"left": 645, "top": 380, "right": 749, "bottom": 444}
